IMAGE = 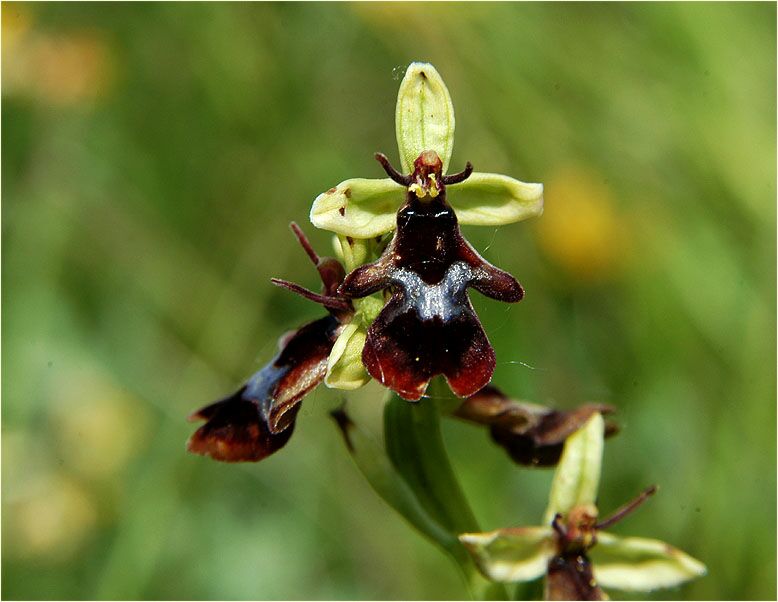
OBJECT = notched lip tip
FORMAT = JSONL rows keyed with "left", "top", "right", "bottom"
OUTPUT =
{"left": 185, "top": 436, "right": 204, "bottom": 455}
{"left": 187, "top": 410, "right": 205, "bottom": 423}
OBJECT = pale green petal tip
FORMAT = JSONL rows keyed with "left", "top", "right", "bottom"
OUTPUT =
{"left": 543, "top": 412, "right": 604, "bottom": 524}
{"left": 310, "top": 178, "right": 403, "bottom": 238}
{"left": 324, "top": 297, "right": 384, "bottom": 390}
{"left": 449, "top": 173, "right": 544, "bottom": 227}
{"left": 396, "top": 62, "right": 455, "bottom": 174}
{"left": 458, "top": 527, "right": 554, "bottom": 583}
{"left": 333, "top": 235, "right": 369, "bottom": 273}
{"left": 592, "top": 533, "right": 707, "bottom": 591}
{"left": 325, "top": 322, "right": 369, "bottom": 390}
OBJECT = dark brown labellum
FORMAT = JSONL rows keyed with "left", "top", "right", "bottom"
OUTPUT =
{"left": 545, "top": 510, "right": 605, "bottom": 601}
{"left": 454, "top": 385, "right": 619, "bottom": 466}
{"left": 339, "top": 153, "right": 523, "bottom": 401}
{"left": 187, "top": 315, "right": 341, "bottom": 462}
{"left": 545, "top": 552, "right": 606, "bottom": 601}
{"left": 187, "top": 223, "right": 349, "bottom": 462}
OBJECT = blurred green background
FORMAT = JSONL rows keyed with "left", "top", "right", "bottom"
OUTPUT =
{"left": 3, "top": 2, "right": 775, "bottom": 600}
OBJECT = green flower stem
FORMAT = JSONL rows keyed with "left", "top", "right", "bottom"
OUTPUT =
{"left": 341, "top": 412, "right": 499, "bottom": 599}
{"left": 513, "top": 580, "right": 543, "bottom": 600}
{"left": 383, "top": 378, "right": 507, "bottom": 600}
{"left": 384, "top": 382, "right": 477, "bottom": 533}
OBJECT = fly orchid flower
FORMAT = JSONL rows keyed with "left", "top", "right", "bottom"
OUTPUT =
{"left": 187, "top": 224, "right": 351, "bottom": 462}
{"left": 339, "top": 150, "right": 525, "bottom": 400}
{"left": 453, "top": 385, "right": 618, "bottom": 466}
{"left": 311, "top": 63, "right": 543, "bottom": 399}
{"left": 459, "top": 413, "right": 706, "bottom": 600}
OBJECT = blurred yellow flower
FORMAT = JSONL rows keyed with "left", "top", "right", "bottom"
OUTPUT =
{"left": 33, "top": 32, "right": 115, "bottom": 105}
{"left": 5, "top": 474, "right": 98, "bottom": 561}
{"left": 536, "top": 166, "right": 629, "bottom": 284}
{"left": 1, "top": 2, "right": 32, "bottom": 54}
{"left": 52, "top": 368, "right": 149, "bottom": 480}
{"left": 2, "top": 6, "right": 114, "bottom": 107}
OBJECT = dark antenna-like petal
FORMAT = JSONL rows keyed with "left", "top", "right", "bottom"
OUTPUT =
{"left": 441, "top": 162, "right": 474, "bottom": 185}
{"left": 375, "top": 152, "right": 412, "bottom": 186}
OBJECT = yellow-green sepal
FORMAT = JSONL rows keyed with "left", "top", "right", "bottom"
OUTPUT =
{"left": 458, "top": 526, "right": 555, "bottom": 583}
{"left": 543, "top": 413, "right": 604, "bottom": 525}
{"left": 591, "top": 532, "right": 707, "bottom": 591}
{"left": 448, "top": 172, "right": 544, "bottom": 226}
{"left": 310, "top": 178, "right": 403, "bottom": 238}
{"left": 396, "top": 62, "right": 455, "bottom": 174}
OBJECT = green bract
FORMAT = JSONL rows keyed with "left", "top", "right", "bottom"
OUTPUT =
{"left": 459, "top": 413, "right": 707, "bottom": 594}
{"left": 310, "top": 62, "right": 543, "bottom": 239}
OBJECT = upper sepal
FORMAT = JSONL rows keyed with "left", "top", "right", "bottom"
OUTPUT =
{"left": 543, "top": 413, "right": 605, "bottom": 524}
{"left": 395, "top": 62, "right": 455, "bottom": 174}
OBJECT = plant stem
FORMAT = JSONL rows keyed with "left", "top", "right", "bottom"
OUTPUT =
{"left": 383, "top": 378, "right": 508, "bottom": 600}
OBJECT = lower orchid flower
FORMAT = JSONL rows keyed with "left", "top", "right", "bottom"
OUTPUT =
{"left": 187, "top": 224, "right": 351, "bottom": 462}
{"left": 459, "top": 413, "right": 706, "bottom": 600}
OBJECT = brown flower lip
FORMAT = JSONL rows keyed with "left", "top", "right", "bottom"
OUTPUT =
{"left": 453, "top": 385, "right": 619, "bottom": 467}
{"left": 339, "top": 152, "right": 524, "bottom": 401}
{"left": 187, "top": 224, "right": 349, "bottom": 463}
{"left": 187, "top": 314, "right": 341, "bottom": 462}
